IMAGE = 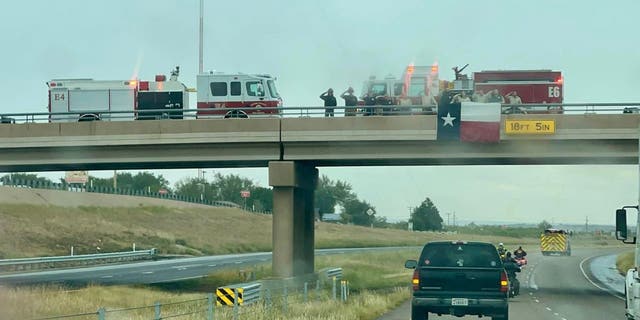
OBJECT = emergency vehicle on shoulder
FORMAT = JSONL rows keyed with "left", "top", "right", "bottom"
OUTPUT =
{"left": 196, "top": 72, "right": 282, "bottom": 118}
{"left": 47, "top": 67, "right": 188, "bottom": 122}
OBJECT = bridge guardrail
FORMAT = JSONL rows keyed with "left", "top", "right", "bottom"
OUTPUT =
{"left": 1, "top": 103, "right": 640, "bottom": 123}
{"left": 0, "top": 249, "right": 156, "bottom": 272}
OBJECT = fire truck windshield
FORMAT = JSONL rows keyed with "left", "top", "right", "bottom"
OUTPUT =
{"left": 407, "top": 80, "right": 425, "bottom": 96}
{"left": 267, "top": 80, "right": 280, "bottom": 99}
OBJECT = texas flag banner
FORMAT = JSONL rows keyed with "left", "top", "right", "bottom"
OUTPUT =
{"left": 437, "top": 102, "right": 501, "bottom": 143}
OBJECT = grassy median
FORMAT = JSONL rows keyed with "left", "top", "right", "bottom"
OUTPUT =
{"left": 617, "top": 250, "right": 635, "bottom": 275}
{"left": 0, "top": 249, "right": 419, "bottom": 320}
{"left": 0, "top": 203, "right": 538, "bottom": 259}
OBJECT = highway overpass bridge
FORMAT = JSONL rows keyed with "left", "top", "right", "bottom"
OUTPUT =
{"left": 0, "top": 113, "right": 638, "bottom": 277}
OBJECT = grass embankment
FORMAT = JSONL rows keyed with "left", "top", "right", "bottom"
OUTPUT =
{"left": 0, "top": 250, "right": 418, "bottom": 320}
{"left": 0, "top": 203, "right": 535, "bottom": 259}
{"left": 617, "top": 251, "right": 635, "bottom": 275}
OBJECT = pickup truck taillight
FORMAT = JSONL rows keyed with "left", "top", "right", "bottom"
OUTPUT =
{"left": 412, "top": 269, "right": 420, "bottom": 291}
{"left": 500, "top": 270, "right": 509, "bottom": 293}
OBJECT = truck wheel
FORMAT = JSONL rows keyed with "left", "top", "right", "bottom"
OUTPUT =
{"left": 411, "top": 306, "right": 428, "bottom": 320}
{"left": 224, "top": 110, "right": 248, "bottom": 119}
{"left": 78, "top": 114, "right": 100, "bottom": 122}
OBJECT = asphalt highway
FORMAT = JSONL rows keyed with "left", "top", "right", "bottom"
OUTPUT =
{"left": 378, "top": 248, "right": 626, "bottom": 320}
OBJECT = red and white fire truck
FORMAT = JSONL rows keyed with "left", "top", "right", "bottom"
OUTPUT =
{"left": 48, "top": 67, "right": 188, "bottom": 122}
{"left": 47, "top": 67, "right": 282, "bottom": 122}
{"left": 196, "top": 72, "right": 281, "bottom": 118}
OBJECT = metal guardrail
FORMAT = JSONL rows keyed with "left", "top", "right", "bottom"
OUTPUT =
{"left": 0, "top": 249, "right": 157, "bottom": 272}
{"left": 326, "top": 267, "right": 343, "bottom": 279}
{"left": 29, "top": 270, "right": 350, "bottom": 320}
{"left": 0, "top": 249, "right": 156, "bottom": 267}
{"left": 216, "top": 282, "right": 262, "bottom": 306}
{"left": 319, "top": 267, "right": 343, "bottom": 281}
{"left": 0, "top": 103, "right": 639, "bottom": 123}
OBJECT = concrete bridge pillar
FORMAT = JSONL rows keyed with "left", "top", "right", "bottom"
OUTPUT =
{"left": 268, "top": 161, "right": 318, "bottom": 278}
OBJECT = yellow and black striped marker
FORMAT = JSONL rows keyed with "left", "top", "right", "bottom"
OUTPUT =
{"left": 216, "top": 287, "right": 244, "bottom": 306}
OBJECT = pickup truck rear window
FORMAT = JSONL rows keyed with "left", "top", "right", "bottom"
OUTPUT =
{"left": 419, "top": 243, "right": 502, "bottom": 268}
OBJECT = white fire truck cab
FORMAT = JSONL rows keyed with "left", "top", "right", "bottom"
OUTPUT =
{"left": 196, "top": 72, "right": 281, "bottom": 118}
{"left": 47, "top": 67, "right": 188, "bottom": 122}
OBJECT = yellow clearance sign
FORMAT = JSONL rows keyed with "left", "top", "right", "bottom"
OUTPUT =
{"left": 504, "top": 120, "right": 555, "bottom": 135}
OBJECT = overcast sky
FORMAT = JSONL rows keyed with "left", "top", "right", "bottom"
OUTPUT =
{"left": 1, "top": 0, "right": 639, "bottom": 225}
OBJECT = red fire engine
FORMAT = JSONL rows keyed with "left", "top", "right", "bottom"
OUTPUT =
{"left": 473, "top": 69, "right": 563, "bottom": 114}
{"left": 47, "top": 67, "right": 282, "bottom": 122}
{"left": 48, "top": 67, "right": 188, "bottom": 122}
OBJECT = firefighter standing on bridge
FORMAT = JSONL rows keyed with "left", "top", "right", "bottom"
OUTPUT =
{"left": 340, "top": 87, "right": 358, "bottom": 116}
{"left": 320, "top": 88, "right": 337, "bottom": 117}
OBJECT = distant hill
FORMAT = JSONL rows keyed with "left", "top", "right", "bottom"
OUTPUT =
{"left": 0, "top": 186, "right": 537, "bottom": 259}
{"left": 0, "top": 186, "right": 210, "bottom": 208}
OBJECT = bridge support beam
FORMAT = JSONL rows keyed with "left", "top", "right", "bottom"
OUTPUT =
{"left": 269, "top": 161, "right": 318, "bottom": 278}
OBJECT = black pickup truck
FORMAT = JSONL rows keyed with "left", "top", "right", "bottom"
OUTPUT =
{"left": 405, "top": 241, "right": 509, "bottom": 320}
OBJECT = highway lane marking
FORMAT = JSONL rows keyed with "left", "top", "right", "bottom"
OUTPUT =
{"left": 208, "top": 264, "right": 217, "bottom": 267}
{"left": 554, "top": 312, "right": 559, "bottom": 316}
{"left": 142, "top": 271, "right": 153, "bottom": 274}
{"left": 100, "top": 275, "right": 113, "bottom": 279}
{"left": 579, "top": 255, "right": 625, "bottom": 301}
{"left": 172, "top": 264, "right": 201, "bottom": 269}
{"left": 545, "top": 307, "right": 552, "bottom": 311}
{"left": 527, "top": 262, "right": 539, "bottom": 290}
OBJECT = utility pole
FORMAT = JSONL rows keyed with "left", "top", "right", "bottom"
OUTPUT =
{"left": 113, "top": 170, "right": 117, "bottom": 189}
{"left": 453, "top": 212, "right": 457, "bottom": 227}
{"left": 198, "top": 0, "right": 204, "bottom": 74}
{"left": 446, "top": 212, "right": 451, "bottom": 226}
{"left": 585, "top": 216, "right": 589, "bottom": 233}
{"left": 408, "top": 207, "right": 414, "bottom": 231}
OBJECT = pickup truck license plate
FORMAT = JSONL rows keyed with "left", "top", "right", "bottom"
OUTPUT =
{"left": 451, "top": 298, "right": 469, "bottom": 306}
